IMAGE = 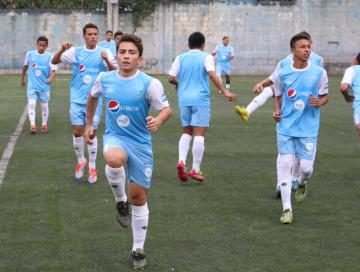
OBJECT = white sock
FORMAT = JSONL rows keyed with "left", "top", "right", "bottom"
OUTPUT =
{"left": 28, "top": 99, "right": 36, "bottom": 125}
{"left": 178, "top": 134, "right": 192, "bottom": 164}
{"left": 132, "top": 203, "right": 149, "bottom": 251}
{"left": 277, "top": 154, "right": 294, "bottom": 211}
{"left": 105, "top": 165, "right": 127, "bottom": 202}
{"left": 246, "top": 87, "right": 273, "bottom": 115}
{"left": 87, "top": 136, "right": 97, "bottom": 168}
{"left": 73, "top": 135, "right": 85, "bottom": 163}
{"left": 40, "top": 102, "right": 49, "bottom": 126}
{"left": 299, "top": 159, "right": 314, "bottom": 185}
{"left": 291, "top": 156, "right": 300, "bottom": 182}
{"left": 225, "top": 83, "right": 230, "bottom": 89}
{"left": 192, "top": 136, "right": 205, "bottom": 172}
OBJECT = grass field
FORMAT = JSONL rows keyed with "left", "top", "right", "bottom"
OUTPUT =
{"left": 0, "top": 74, "right": 359, "bottom": 271}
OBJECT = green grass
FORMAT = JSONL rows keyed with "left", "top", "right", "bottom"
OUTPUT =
{"left": 0, "top": 74, "right": 359, "bottom": 271}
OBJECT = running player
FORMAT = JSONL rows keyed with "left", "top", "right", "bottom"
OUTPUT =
{"left": 168, "top": 32, "right": 237, "bottom": 183}
{"left": 99, "top": 30, "right": 116, "bottom": 56}
{"left": 273, "top": 32, "right": 328, "bottom": 224}
{"left": 212, "top": 36, "right": 235, "bottom": 91}
{"left": 85, "top": 34, "right": 172, "bottom": 269}
{"left": 20, "top": 36, "right": 57, "bottom": 134}
{"left": 51, "top": 23, "right": 116, "bottom": 184}
{"left": 340, "top": 53, "right": 360, "bottom": 135}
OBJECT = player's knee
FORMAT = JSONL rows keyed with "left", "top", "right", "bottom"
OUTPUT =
{"left": 104, "top": 150, "right": 126, "bottom": 168}
{"left": 300, "top": 160, "right": 313, "bottom": 178}
{"left": 278, "top": 154, "right": 294, "bottom": 171}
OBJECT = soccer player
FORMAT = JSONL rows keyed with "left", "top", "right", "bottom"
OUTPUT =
{"left": 340, "top": 53, "right": 360, "bottom": 134}
{"left": 85, "top": 34, "right": 172, "bottom": 269}
{"left": 20, "top": 36, "right": 57, "bottom": 134}
{"left": 273, "top": 32, "right": 328, "bottom": 224}
{"left": 99, "top": 30, "right": 117, "bottom": 57}
{"left": 212, "top": 36, "right": 235, "bottom": 91}
{"left": 51, "top": 23, "right": 116, "bottom": 184}
{"left": 114, "top": 30, "right": 123, "bottom": 45}
{"left": 168, "top": 32, "right": 237, "bottom": 183}
{"left": 235, "top": 31, "right": 324, "bottom": 122}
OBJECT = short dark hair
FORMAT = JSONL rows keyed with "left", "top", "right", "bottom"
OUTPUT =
{"left": 290, "top": 32, "right": 310, "bottom": 48}
{"left": 298, "top": 31, "right": 311, "bottom": 41}
{"left": 82, "top": 23, "right": 98, "bottom": 35}
{"left": 114, "top": 31, "right": 123, "bottom": 38}
{"left": 356, "top": 52, "right": 360, "bottom": 65}
{"left": 188, "top": 32, "right": 205, "bottom": 49}
{"left": 37, "top": 36, "right": 48, "bottom": 45}
{"left": 116, "top": 34, "right": 143, "bottom": 56}
{"left": 106, "top": 30, "right": 113, "bottom": 35}
{"left": 223, "top": 36, "right": 229, "bottom": 40}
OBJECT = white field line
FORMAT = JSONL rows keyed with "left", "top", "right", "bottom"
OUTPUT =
{"left": 0, "top": 106, "right": 27, "bottom": 187}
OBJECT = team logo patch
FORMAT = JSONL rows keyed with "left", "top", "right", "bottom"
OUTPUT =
{"left": 287, "top": 88, "right": 297, "bottom": 100}
{"left": 306, "top": 142, "right": 314, "bottom": 151}
{"left": 294, "top": 100, "right": 305, "bottom": 111}
{"left": 117, "top": 115, "right": 130, "bottom": 127}
{"left": 35, "top": 70, "right": 42, "bottom": 77}
{"left": 32, "top": 63, "right": 37, "bottom": 69}
{"left": 144, "top": 167, "right": 152, "bottom": 178}
{"left": 83, "top": 75, "right": 92, "bottom": 84}
{"left": 79, "top": 64, "right": 86, "bottom": 72}
{"left": 108, "top": 100, "right": 120, "bottom": 113}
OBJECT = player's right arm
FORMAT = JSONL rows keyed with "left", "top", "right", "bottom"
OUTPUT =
{"left": 340, "top": 67, "right": 355, "bottom": 103}
{"left": 253, "top": 61, "right": 281, "bottom": 94}
{"left": 20, "top": 52, "right": 29, "bottom": 87}
{"left": 168, "top": 56, "right": 180, "bottom": 89}
{"left": 273, "top": 74, "right": 283, "bottom": 122}
{"left": 85, "top": 74, "right": 102, "bottom": 143}
{"left": 51, "top": 42, "right": 73, "bottom": 64}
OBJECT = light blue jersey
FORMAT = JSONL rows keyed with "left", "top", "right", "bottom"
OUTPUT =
{"left": 214, "top": 44, "right": 234, "bottom": 64}
{"left": 177, "top": 50, "right": 211, "bottom": 107}
{"left": 309, "top": 51, "right": 324, "bottom": 68}
{"left": 341, "top": 65, "right": 360, "bottom": 109}
{"left": 25, "top": 50, "right": 55, "bottom": 93}
{"left": 61, "top": 46, "right": 109, "bottom": 105}
{"left": 92, "top": 70, "right": 169, "bottom": 148}
{"left": 99, "top": 40, "right": 116, "bottom": 57}
{"left": 275, "top": 62, "right": 328, "bottom": 137}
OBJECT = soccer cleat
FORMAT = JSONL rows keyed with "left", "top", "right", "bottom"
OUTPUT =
{"left": 189, "top": 169, "right": 205, "bottom": 182}
{"left": 41, "top": 124, "right": 48, "bottom": 133}
{"left": 280, "top": 209, "right": 293, "bottom": 224}
{"left": 295, "top": 183, "right": 307, "bottom": 203}
{"left": 235, "top": 105, "right": 249, "bottom": 121}
{"left": 116, "top": 201, "right": 131, "bottom": 228}
{"left": 176, "top": 160, "right": 188, "bottom": 182}
{"left": 30, "top": 124, "right": 36, "bottom": 134}
{"left": 275, "top": 185, "right": 281, "bottom": 198}
{"left": 87, "top": 167, "right": 97, "bottom": 184}
{"left": 132, "top": 248, "right": 147, "bottom": 270}
{"left": 74, "top": 159, "right": 87, "bottom": 180}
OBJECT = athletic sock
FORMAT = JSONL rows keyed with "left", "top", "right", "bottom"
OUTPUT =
{"left": 178, "top": 133, "right": 192, "bottom": 164}
{"left": 28, "top": 99, "right": 36, "bottom": 125}
{"left": 105, "top": 165, "right": 127, "bottom": 202}
{"left": 73, "top": 135, "right": 85, "bottom": 163}
{"left": 132, "top": 203, "right": 149, "bottom": 251}
{"left": 40, "top": 102, "right": 49, "bottom": 126}
{"left": 192, "top": 136, "right": 205, "bottom": 172}
{"left": 246, "top": 87, "right": 273, "bottom": 115}
{"left": 87, "top": 136, "right": 97, "bottom": 168}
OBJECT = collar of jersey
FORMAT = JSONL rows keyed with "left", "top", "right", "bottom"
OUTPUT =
{"left": 35, "top": 50, "right": 46, "bottom": 56}
{"left": 83, "top": 45, "right": 98, "bottom": 52}
{"left": 116, "top": 69, "right": 139, "bottom": 80}
{"left": 291, "top": 62, "right": 310, "bottom": 72}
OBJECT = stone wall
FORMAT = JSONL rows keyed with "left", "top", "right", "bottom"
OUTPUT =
{"left": 0, "top": 0, "right": 359, "bottom": 74}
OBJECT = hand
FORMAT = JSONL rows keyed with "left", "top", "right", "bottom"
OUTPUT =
{"left": 61, "top": 42, "right": 72, "bottom": 51}
{"left": 309, "top": 95, "right": 320, "bottom": 107}
{"left": 84, "top": 125, "right": 95, "bottom": 144}
{"left": 20, "top": 79, "right": 25, "bottom": 87}
{"left": 273, "top": 111, "right": 281, "bottom": 122}
{"left": 345, "top": 94, "right": 355, "bottom": 103}
{"left": 253, "top": 83, "right": 263, "bottom": 94}
{"left": 146, "top": 116, "right": 160, "bottom": 132}
{"left": 46, "top": 78, "right": 53, "bottom": 85}
{"left": 224, "top": 91, "right": 237, "bottom": 101}
{"left": 101, "top": 51, "right": 108, "bottom": 60}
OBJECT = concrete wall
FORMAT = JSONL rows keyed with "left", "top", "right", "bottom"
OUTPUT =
{"left": 1, "top": 0, "right": 359, "bottom": 75}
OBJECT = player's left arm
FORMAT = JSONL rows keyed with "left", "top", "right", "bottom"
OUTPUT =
{"left": 310, "top": 70, "right": 329, "bottom": 107}
{"left": 146, "top": 79, "right": 172, "bottom": 132}
{"left": 229, "top": 47, "right": 235, "bottom": 60}
{"left": 340, "top": 67, "right": 355, "bottom": 103}
{"left": 46, "top": 60, "right": 58, "bottom": 85}
{"left": 102, "top": 50, "right": 117, "bottom": 71}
